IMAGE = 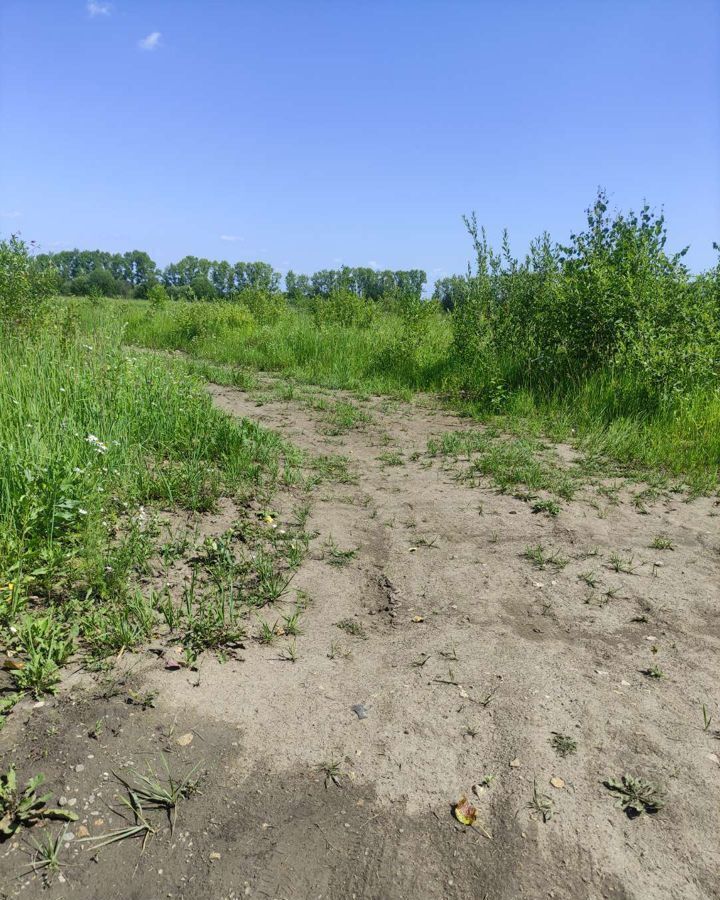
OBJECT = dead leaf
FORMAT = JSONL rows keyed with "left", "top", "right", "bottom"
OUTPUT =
{"left": 176, "top": 732, "right": 194, "bottom": 747}
{"left": 76, "top": 825, "right": 90, "bottom": 838}
{"left": 1, "top": 658, "right": 24, "bottom": 671}
{"left": 453, "top": 795, "right": 477, "bottom": 826}
{"left": 550, "top": 776, "right": 565, "bottom": 789}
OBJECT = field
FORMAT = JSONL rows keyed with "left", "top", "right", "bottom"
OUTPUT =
{"left": 1, "top": 218, "right": 719, "bottom": 899}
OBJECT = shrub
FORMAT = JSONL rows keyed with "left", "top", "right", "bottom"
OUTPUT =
{"left": 312, "top": 288, "right": 375, "bottom": 328}
{"left": 0, "top": 236, "right": 56, "bottom": 331}
{"left": 235, "top": 287, "right": 285, "bottom": 324}
{"left": 452, "top": 191, "right": 720, "bottom": 409}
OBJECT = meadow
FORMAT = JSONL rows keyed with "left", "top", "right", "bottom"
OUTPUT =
{"left": 106, "top": 195, "right": 720, "bottom": 488}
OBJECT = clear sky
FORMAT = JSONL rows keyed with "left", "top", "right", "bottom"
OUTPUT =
{"left": 1, "top": 0, "right": 719, "bottom": 282}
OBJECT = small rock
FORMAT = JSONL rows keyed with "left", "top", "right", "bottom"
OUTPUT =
{"left": 76, "top": 825, "right": 90, "bottom": 838}
{"left": 509, "top": 758, "right": 521, "bottom": 768}
{"left": 351, "top": 704, "right": 368, "bottom": 720}
{"left": 176, "top": 732, "right": 194, "bottom": 747}
{"left": 74, "top": 764, "right": 85, "bottom": 773}
{"left": 550, "top": 777, "right": 565, "bottom": 789}
{"left": 209, "top": 852, "right": 221, "bottom": 861}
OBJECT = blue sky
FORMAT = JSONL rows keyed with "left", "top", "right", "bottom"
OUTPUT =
{"left": 1, "top": 0, "right": 718, "bottom": 282}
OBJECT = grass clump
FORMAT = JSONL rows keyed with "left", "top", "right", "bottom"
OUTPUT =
{"left": 549, "top": 732, "right": 577, "bottom": 757}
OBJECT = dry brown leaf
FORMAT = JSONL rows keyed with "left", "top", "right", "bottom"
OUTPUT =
{"left": 1, "top": 658, "right": 24, "bottom": 671}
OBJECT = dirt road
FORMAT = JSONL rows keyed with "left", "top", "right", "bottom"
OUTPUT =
{"left": 2, "top": 380, "right": 719, "bottom": 899}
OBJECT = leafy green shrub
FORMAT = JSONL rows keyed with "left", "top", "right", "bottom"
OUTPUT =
{"left": 0, "top": 236, "right": 56, "bottom": 331}
{"left": 235, "top": 287, "right": 285, "bottom": 324}
{"left": 312, "top": 288, "right": 375, "bottom": 328}
{"left": 452, "top": 191, "right": 720, "bottom": 409}
{"left": 146, "top": 282, "right": 169, "bottom": 309}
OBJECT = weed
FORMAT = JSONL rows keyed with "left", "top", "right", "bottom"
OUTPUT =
{"left": 377, "top": 451, "right": 404, "bottom": 467}
{"left": 25, "top": 825, "right": 69, "bottom": 880}
{"left": 309, "top": 455, "right": 357, "bottom": 485}
{"left": 279, "top": 639, "right": 299, "bottom": 662}
{"left": 323, "top": 538, "right": 358, "bottom": 567}
{"left": 127, "top": 689, "right": 157, "bottom": 710}
{"left": 549, "top": 732, "right": 577, "bottom": 757}
{"left": 531, "top": 498, "right": 560, "bottom": 517}
{"left": 114, "top": 758, "right": 201, "bottom": 834}
{"left": 702, "top": 703, "right": 713, "bottom": 732}
{"left": 528, "top": 779, "right": 554, "bottom": 823}
{"left": 650, "top": 534, "right": 674, "bottom": 550}
{"left": 522, "top": 544, "right": 568, "bottom": 569}
{"left": 608, "top": 552, "right": 637, "bottom": 574}
{"left": 644, "top": 664, "right": 665, "bottom": 679}
{"left": 335, "top": 618, "right": 366, "bottom": 639}
{"left": 282, "top": 609, "right": 303, "bottom": 636}
{"left": 256, "top": 617, "right": 279, "bottom": 644}
{"left": 0, "top": 766, "right": 77, "bottom": 837}
{"left": 318, "top": 756, "right": 344, "bottom": 789}
{"left": 603, "top": 775, "right": 665, "bottom": 817}
{"left": 327, "top": 641, "right": 350, "bottom": 659}
{"left": 578, "top": 571, "right": 599, "bottom": 588}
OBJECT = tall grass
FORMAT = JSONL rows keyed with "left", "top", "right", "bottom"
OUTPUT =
{"left": 0, "top": 241, "right": 299, "bottom": 704}
{"left": 0, "top": 322, "right": 292, "bottom": 594}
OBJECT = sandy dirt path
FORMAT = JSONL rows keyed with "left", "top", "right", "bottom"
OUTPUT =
{"left": 2, "top": 379, "right": 719, "bottom": 900}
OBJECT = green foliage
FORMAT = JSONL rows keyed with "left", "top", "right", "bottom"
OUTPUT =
{"left": 236, "top": 286, "right": 285, "bottom": 324}
{"left": 311, "top": 287, "right": 376, "bottom": 328}
{"left": 0, "top": 766, "right": 78, "bottom": 837}
{"left": 0, "top": 236, "right": 56, "bottom": 331}
{"left": 11, "top": 615, "right": 76, "bottom": 697}
{"left": 146, "top": 282, "right": 169, "bottom": 309}
{"left": 452, "top": 191, "right": 720, "bottom": 407}
{"left": 604, "top": 775, "right": 665, "bottom": 817}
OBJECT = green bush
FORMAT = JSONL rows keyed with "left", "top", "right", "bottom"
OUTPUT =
{"left": 312, "top": 288, "right": 376, "bottom": 328}
{"left": 452, "top": 192, "right": 720, "bottom": 408}
{"left": 235, "top": 287, "right": 285, "bottom": 324}
{"left": 0, "top": 236, "right": 56, "bottom": 331}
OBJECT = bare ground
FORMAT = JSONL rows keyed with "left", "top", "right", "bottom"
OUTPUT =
{"left": 1, "top": 378, "right": 719, "bottom": 900}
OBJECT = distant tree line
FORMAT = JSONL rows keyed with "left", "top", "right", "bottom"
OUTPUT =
{"left": 286, "top": 266, "right": 426, "bottom": 301}
{"left": 36, "top": 249, "right": 429, "bottom": 304}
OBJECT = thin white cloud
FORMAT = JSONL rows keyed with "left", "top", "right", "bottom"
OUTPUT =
{"left": 87, "top": 1, "right": 111, "bottom": 16}
{"left": 0, "top": 210, "right": 21, "bottom": 218}
{"left": 138, "top": 31, "right": 162, "bottom": 51}
{"left": 220, "top": 234, "right": 243, "bottom": 242}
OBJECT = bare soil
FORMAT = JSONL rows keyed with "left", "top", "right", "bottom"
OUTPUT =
{"left": 2, "top": 379, "right": 719, "bottom": 900}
